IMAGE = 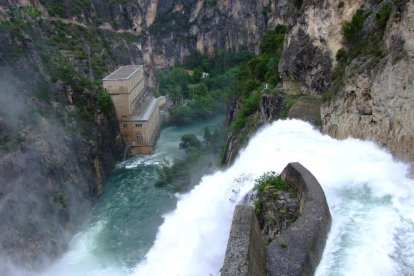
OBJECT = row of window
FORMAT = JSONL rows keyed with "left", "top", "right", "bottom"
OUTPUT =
{"left": 123, "top": 123, "right": 143, "bottom": 128}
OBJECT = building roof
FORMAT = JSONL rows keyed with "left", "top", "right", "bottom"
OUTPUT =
{"left": 103, "top": 65, "right": 143, "bottom": 81}
{"left": 129, "top": 97, "right": 163, "bottom": 121}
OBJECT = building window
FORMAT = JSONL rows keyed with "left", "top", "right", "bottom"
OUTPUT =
{"left": 123, "top": 123, "right": 128, "bottom": 128}
{"left": 135, "top": 123, "right": 143, "bottom": 128}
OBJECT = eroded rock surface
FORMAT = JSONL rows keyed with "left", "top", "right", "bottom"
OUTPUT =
{"left": 322, "top": 0, "right": 414, "bottom": 165}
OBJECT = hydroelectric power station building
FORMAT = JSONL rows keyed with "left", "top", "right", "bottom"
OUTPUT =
{"left": 103, "top": 65, "right": 165, "bottom": 155}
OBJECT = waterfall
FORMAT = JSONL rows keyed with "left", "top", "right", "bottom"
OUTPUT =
{"left": 37, "top": 119, "right": 414, "bottom": 276}
{"left": 134, "top": 119, "right": 414, "bottom": 276}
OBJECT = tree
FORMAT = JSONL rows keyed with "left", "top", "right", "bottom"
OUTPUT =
{"left": 179, "top": 134, "right": 202, "bottom": 151}
{"left": 341, "top": 9, "right": 366, "bottom": 47}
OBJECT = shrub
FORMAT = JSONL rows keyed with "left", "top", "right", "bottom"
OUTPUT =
{"left": 341, "top": 9, "right": 366, "bottom": 47}
{"left": 179, "top": 134, "right": 202, "bottom": 151}
{"left": 259, "top": 25, "right": 287, "bottom": 54}
{"left": 254, "top": 171, "right": 289, "bottom": 197}
{"left": 376, "top": 4, "right": 392, "bottom": 30}
{"left": 98, "top": 89, "right": 112, "bottom": 112}
{"left": 335, "top": 48, "right": 348, "bottom": 61}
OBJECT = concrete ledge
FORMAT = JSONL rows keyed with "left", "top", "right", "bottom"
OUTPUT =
{"left": 221, "top": 205, "right": 266, "bottom": 276}
{"left": 288, "top": 96, "right": 322, "bottom": 126}
{"left": 221, "top": 162, "right": 331, "bottom": 276}
{"left": 267, "top": 162, "right": 331, "bottom": 276}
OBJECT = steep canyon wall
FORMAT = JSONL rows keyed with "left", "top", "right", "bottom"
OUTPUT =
{"left": 322, "top": 0, "right": 414, "bottom": 166}
{"left": 1, "top": 0, "right": 413, "bottom": 271}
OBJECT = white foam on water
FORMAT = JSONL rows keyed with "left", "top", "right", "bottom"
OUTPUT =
{"left": 133, "top": 119, "right": 414, "bottom": 276}
{"left": 118, "top": 153, "right": 166, "bottom": 169}
{"left": 34, "top": 119, "right": 414, "bottom": 276}
{"left": 40, "top": 221, "right": 127, "bottom": 276}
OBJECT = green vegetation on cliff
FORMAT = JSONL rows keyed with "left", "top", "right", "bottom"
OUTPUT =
{"left": 0, "top": 9, "right": 141, "bottom": 134}
{"left": 323, "top": 3, "right": 395, "bottom": 101}
{"left": 229, "top": 25, "right": 288, "bottom": 132}
{"left": 252, "top": 171, "right": 299, "bottom": 244}
{"left": 0, "top": 4, "right": 140, "bottom": 268}
{"left": 39, "top": 0, "right": 92, "bottom": 17}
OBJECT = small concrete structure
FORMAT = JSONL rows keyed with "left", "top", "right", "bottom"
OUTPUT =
{"left": 103, "top": 65, "right": 165, "bottom": 155}
{"left": 221, "top": 205, "right": 266, "bottom": 276}
{"left": 266, "top": 162, "right": 331, "bottom": 275}
{"left": 288, "top": 96, "right": 322, "bottom": 126}
{"left": 221, "top": 162, "right": 331, "bottom": 276}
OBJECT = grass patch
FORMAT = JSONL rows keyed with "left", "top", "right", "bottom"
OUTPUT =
{"left": 254, "top": 171, "right": 289, "bottom": 197}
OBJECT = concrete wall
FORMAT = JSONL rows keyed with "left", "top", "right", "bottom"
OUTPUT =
{"left": 266, "top": 162, "right": 331, "bottom": 276}
{"left": 130, "top": 145, "right": 154, "bottom": 155}
{"left": 221, "top": 205, "right": 266, "bottom": 276}
{"left": 121, "top": 98, "right": 164, "bottom": 155}
{"left": 110, "top": 94, "right": 130, "bottom": 119}
{"left": 221, "top": 162, "right": 331, "bottom": 276}
{"left": 128, "top": 78, "right": 145, "bottom": 110}
{"left": 119, "top": 121, "right": 147, "bottom": 145}
{"left": 103, "top": 66, "right": 145, "bottom": 120}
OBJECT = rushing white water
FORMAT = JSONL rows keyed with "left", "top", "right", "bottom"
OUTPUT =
{"left": 134, "top": 119, "right": 414, "bottom": 276}
{"left": 36, "top": 119, "right": 414, "bottom": 276}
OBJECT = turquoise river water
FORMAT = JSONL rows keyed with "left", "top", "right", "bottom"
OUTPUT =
{"left": 42, "top": 116, "right": 225, "bottom": 276}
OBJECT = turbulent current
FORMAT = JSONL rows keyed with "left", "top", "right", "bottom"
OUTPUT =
{"left": 40, "top": 119, "right": 413, "bottom": 276}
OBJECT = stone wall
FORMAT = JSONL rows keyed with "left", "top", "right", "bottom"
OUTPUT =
{"left": 267, "top": 162, "right": 331, "bottom": 275}
{"left": 221, "top": 162, "right": 331, "bottom": 276}
{"left": 221, "top": 205, "right": 266, "bottom": 276}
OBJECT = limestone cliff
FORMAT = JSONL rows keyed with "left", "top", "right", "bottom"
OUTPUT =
{"left": 274, "top": 0, "right": 414, "bottom": 167}
{"left": 0, "top": 2, "right": 137, "bottom": 271}
{"left": 279, "top": 0, "right": 364, "bottom": 94}
{"left": 142, "top": 0, "right": 277, "bottom": 89}
{"left": 1, "top": 0, "right": 413, "bottom": 272}
{"left": 322, "top": 0, "right": 414, "bottom": 166}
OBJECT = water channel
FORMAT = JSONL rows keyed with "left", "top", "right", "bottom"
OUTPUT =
{"left": 43, "top": 116, "right": 225, "bottom": 276}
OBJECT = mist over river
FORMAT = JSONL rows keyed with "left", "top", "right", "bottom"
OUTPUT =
{"left": 18, "top": 119, "right": 414, "bottom": 276}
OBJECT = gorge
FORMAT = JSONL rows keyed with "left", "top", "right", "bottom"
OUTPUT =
{"left": 7, "top": 119, "right": 414, "bottom": 276}
{"left": 1, "top": 0, "right": 414, "bottom": 275}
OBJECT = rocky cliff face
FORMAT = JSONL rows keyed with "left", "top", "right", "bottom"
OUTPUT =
{"left": 276, "top": 0, "right": 414, "bottom": 167}
{"left": 142, "top": 0, "right": 278, "bottom": 89}
{"left": 1, "top": 0, "right": 413, "bottom": 272}
{"left": 279, "top": 0, "right": 364, "bottom": 94}
{"left": 0, "top": 2, "right": 138, "bottom": 271}
{"left": 322, "top": 0, "right": 414, "bottom": 166}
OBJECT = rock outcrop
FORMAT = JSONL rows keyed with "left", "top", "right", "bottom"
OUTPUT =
{"left": 322, "top": 0, "right": 414, "bottom": 166}
{"left": 276, "top": 0, "right": 414, "bottom": 168}
{"left": 142, "top": 0, "right": 276, "bottom": 89}
{"left": 279, "top": 0, "right": 364, "bottom": 94}
{"left": 0, "top": 3, "right": 134, "bottom": 270}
